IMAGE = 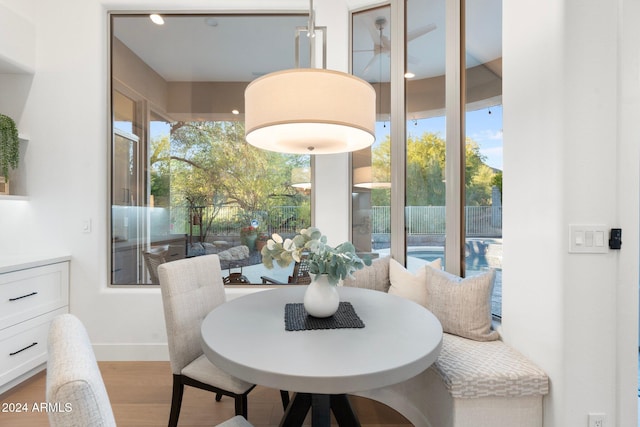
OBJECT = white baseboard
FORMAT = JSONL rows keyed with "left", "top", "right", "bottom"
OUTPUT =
{"left": 92, "top": 343, "right": 169, "bottom": 361}
{"left": 0, "top": 364, "right": 45, "bottom": 396}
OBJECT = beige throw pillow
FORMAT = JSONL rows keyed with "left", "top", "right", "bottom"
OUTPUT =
{"left": 424, "top": 266, "right": 499, "bottom": 341}
{"left": 388, "top": 258, "right": 442, "bottom": 307}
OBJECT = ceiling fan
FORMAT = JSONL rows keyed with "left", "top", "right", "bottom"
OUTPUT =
{"left": 355, "top": 16, "right": 437, "bottom": 77}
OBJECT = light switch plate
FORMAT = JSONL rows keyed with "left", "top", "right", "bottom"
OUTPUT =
{"left": 569, "top": 224, "right": 608, "bottom": 253}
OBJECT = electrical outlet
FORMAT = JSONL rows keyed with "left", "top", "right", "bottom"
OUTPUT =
{"left": 588, "top": 413, "right": 605, "bottom": 427}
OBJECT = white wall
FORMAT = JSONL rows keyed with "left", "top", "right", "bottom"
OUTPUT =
{"left": 0, "top": 0, "right": 637, "bottom": 426}
{"left": 503, "top": 1, "right": 639, "bottom": 426}
{"left": 0, "top": 0, "right": 350, "bottom": 358}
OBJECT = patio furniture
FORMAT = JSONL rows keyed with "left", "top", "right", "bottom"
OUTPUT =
{"left": 261, "top": 255, "right": 311, "bottom": 285}
{"left": 223, "top": 264, "right": 251, "bottom": 284}
{"left": 142, "top": 246, "right": 168, "bottom": 284}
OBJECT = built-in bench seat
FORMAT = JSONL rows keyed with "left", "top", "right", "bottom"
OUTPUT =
{"left": 343, "top": 256, "right": 549, "bottom": 427}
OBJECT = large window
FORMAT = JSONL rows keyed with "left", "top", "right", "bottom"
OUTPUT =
{"left": 351, "top": 5, "right": 392, "bottom": 257}
{"left": 351, "top": 0, "right": 502, "bottom": 316}
{"left": 110, "top": 14, "right": 312, "bottom": 285}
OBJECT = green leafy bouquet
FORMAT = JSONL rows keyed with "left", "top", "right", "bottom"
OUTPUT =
{"left": 261, "top": 227, "right": 371, "bottom": 285}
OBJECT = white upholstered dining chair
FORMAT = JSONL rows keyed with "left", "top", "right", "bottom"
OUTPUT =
{"left": 46, "top": 313, "right": 116, "bottom": 427}
{"left": 158, "top": 254, "right": 255, "bottom": 426}
{"left": 46, "top": 313, "right": 255, "bottom": 427}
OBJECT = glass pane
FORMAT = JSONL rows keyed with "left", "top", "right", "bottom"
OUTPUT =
{"left": 464, "top": 0, "right": 503, "bottom": 316}
{"left": 113, "top": 91, "right": 134, "bottom": 134}
{"left": 351, "top": 5, "right": 392, "bottom": 260}
{"left": 405, "top": 0, "right": 447, "bottom": 273}
{"left": 112, "top": 90, "right": 143, "bottom": 285}
{"left": 111, "top": 14, "right": 311, "bottom": 285}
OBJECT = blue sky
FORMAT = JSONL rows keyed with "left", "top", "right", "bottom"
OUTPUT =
{"left": 377, "top": 105, "right": 504, "bottom": 171}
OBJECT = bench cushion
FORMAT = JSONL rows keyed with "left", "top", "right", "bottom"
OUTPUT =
{"left": 431, "top": 334, "right": 549, "bottom": 398}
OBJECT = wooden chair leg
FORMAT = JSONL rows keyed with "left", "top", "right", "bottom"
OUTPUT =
{"left": 280, "top": 390, "right": 290, "bottom": 410}
{"left": 169, "top": 375, "right": 184, "bottom": 427}
{"left": 235, "top": 394, "right": 249, "bottom": 418}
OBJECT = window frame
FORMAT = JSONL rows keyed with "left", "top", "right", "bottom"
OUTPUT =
{"left": 349, "top": 0, "right": 497, "bottom": 279}
{"left": 108, "top": 11, "right": 313, "bottom": 287}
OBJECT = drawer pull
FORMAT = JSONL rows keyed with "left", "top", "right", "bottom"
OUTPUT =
{"left": 9, "top": 291, "right": 38, "bottom": 302}
{"left": 10, "top": 342, "right": 38, "bottom": 356}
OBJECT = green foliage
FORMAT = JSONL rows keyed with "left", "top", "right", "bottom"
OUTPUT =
{"left": 0, "top": 114, "right": 20, "bottom": 180}
{"left": 261, "top": 227, "right": 372, "bottom": 285}
{"left": 165, "top": 121, "right": 307, "bottom": 214}
{"left": 149, "top": 135, "right": 171, "bottom": 206}
{"left": 372, "top": 131, "right": 498, "bottom": 207}
{"left": 406, "top": 132, "right": 447, "bottom": 206}
{"left": 492, "top": 171, "right": 503, "bottom": 195}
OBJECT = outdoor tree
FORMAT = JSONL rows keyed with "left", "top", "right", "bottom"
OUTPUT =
{"left": 149, "top": 135, "right": 171, "bottom": 206}
{"left": 370, "top": 131, "right": 497, "bottom": 206}
{"left": 150, "top": 120, "right": 310, "bottom": 235}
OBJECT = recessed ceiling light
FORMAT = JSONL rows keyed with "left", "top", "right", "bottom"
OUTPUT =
{"left": 404, "top": 72, "right": 415, "bottom": 79}
{"left": 232, "top": 109, "right": 239, "bottom": 115}
{"left": 150, "top": 14, "right": 164, "bottom": 25}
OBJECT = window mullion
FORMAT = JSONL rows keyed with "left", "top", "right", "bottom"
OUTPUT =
{"left": 390, "top": 0, "right": 407, "bottom": 266}
{"left": 444, "top": 0, "right": 465, "bottom": 276}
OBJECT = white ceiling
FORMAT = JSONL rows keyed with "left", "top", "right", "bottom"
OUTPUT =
{"left": 112, "top": 0, "right": 501, "bottom": 84}
{"left": 113, "top": 14, "right": 309, "bottom": 82}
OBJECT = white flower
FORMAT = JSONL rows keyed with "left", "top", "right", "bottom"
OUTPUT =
{"left": 283, "top": 238, "right": 296, "bottom": 251}
{"left": 260, "top": 227, "right": 371, "bottom": 285}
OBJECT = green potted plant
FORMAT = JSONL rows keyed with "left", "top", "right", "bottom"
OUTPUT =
{"left": 0, "top": 114, "right": 20, "bottom": 193}
{"left": 261, "top": 227, "right": 371, "bottom": 317}
{"left": 240, "top": 225, "right": 258, "bottom": 251}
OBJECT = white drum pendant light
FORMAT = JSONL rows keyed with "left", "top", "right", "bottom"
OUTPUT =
{"left": 245, "top": 68, "right": 376, "bottom": 154}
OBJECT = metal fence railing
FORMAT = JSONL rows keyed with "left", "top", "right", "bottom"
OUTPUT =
{"left": 170, "top": 205, "right": 305, "bottom": 236}
{"left": 169, "top": 205, "right": 502, "bottom": 238}
{"left": 377, "top": 206, "right": 501, "bottom": 237}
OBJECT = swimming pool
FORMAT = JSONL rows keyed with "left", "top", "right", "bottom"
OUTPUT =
{"left": 408, "top": 249, "right": 491, "bottom": 271}
{"left": 407, "top": 250, "right": 443, "bottom": 263}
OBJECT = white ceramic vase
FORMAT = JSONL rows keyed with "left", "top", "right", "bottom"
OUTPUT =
{"left": 303, "top": 274, "right": 340, "bottom": 318}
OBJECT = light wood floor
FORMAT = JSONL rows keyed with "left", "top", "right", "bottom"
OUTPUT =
{"left": 0, "top": 361, "right": 411, "bottom": 427}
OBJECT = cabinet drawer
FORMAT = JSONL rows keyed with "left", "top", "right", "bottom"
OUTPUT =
{"left": 0, "top": 308, "right": 67, "bottom": 386}
{"left": 0, "top": 262, "right": 69, "bottom": 329}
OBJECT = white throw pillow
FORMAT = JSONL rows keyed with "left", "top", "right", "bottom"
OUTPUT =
{"left": 388, "top": 257, "right": 442, "bottom": 307}
{"left": 424, "top": 266, "right": 499, "bottom": 341}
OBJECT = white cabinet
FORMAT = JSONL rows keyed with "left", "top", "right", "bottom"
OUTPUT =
{"left": 0, "top": 258, "right": 69, "bottom": 394}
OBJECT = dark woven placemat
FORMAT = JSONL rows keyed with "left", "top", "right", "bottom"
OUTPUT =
{"left": 285, "top": 302, "right": 365, "bottom": 331}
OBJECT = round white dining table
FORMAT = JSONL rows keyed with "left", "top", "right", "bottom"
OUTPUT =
{"left": 201, "top": 286, "right": 442, "bottom": 426}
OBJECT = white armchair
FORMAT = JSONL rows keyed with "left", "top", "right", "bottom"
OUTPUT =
{"left": 46, "top": 313, "right": 117, "bottom": 427}
{"left": 46, "top": 313, "right": 254, "bottom": 427}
